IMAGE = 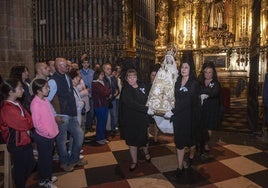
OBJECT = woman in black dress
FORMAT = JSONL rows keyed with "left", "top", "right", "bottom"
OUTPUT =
{"left": 120, "top": 69, "right": 151, "bottom": 171}
{"left": 165, "top": 60, "right": 200, "bottom": 176}
{"left": 199, "top": 62, "right": 223, "bottom": 152}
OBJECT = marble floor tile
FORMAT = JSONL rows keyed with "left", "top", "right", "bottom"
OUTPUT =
{"left": 197, "top": 161, "right": 240, "bottom": 183}
{"left": 223, "top": 144, "right": 262, "bottom": 156}
{"left": 214, "top": 176, "right": 262, "bottom": 188}
{"left": 54, "top": 169, "right": 87, "bottom": 188}
{"left": 83, "top": 142, "right": 111, "bottom": 154}
{"left": 198, "top": 184, "right": 218, "bottom": 188}
{"left": 211, "top": 144, "right": 240, "bottom": 161}
{"left": 89, "top": 180, "right": 131, "bottom": 188}
{"left": 149, "top": 145, "right": 175, "bottom": 158}
{"left": 220, "top": 156, "right": 267, "bottom": 175}
{"left": 108, "top": 140, "right": 129, "bottom": 152}
{"left": 85, "top": 151, "right": 118, "bottom": 168}
{"left": 245, "top": 169, "right": 268, "bottom": 187}
{"left": 119, "top": 160, "right": 160, "bottom": 179}
{"left": 151, "top": 154, "right": 177, "bottom": 172}
{"left": 127, "top": 173, "right": 175, "bottom": 188}
{"left": 85, "top": 164, "right": 124, "bottom": 186}
{"left": 165, "top": 143, "right": 177, "bottom": 154}
{"left": 163, "top": 168, "right": 210, "bottom": 187}
{"left": 245, "top": 152, "right": 268, "bottom": 168}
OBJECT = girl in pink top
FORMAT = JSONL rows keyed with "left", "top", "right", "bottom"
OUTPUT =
{"left": 30, "top": 78, "right": 59, "bottom": 188}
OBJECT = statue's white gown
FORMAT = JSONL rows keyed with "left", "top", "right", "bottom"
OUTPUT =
{"left": 146, "top": 54, "right": 178, "bottom": 133}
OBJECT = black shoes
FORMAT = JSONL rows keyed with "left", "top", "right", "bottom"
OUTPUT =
{"left": 175, "top": 168, "right": 183, "bottom": 177}
{"left": 129, "top": 163, "right": 137, "bottom": 171}
{"left": 129, "top": 152, "right": 151, "bottom": 172}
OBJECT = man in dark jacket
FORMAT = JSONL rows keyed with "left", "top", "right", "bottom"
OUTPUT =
{"left": 48, "top": 57, "right": 87, "bottom": 172}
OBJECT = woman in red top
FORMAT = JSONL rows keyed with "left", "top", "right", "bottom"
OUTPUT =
{"left": 92, "top": 68, "right": 111, "bottom": 145}
{"left": 0, "top": 78, "right": 35, "bottom": 188}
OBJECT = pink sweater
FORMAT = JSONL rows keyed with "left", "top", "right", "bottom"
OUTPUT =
{"left": 30, "top": 96, "right": 59, "bottom": 139}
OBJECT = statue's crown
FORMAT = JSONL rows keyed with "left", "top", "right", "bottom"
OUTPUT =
{"left": 166, "top": 50, "right": 174, "bottom": 56}
{"left": 166, "top": 43, "right": 177, "bottom": 56}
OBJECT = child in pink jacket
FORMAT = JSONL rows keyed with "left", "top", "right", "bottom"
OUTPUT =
{"left": 30, "top": 78, "right": 59, "bottom": 188}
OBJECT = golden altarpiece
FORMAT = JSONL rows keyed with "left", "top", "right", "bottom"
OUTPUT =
{"left": 155, "top": 0, "right": 267, "bottom": 93}
{"left": 155, "top": 0, "right": 266, "bottom": 130}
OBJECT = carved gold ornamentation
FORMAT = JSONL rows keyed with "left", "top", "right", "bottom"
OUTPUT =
{"left": 155, "top": 0, "right": 169, "bottom": 62}
{"left": 155, "top": 0, "right": 264, "bottom": 72}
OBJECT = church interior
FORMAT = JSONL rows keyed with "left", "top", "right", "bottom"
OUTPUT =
{"left": 1, "top": 0, "right": 268, "bottom": 187}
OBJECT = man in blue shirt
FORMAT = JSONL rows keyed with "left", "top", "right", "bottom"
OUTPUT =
{"left": 80, "top": 54, "right": 95, "bottom": 132}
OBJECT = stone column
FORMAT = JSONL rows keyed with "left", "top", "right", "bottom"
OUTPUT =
{"left": 248, "top": 0, "right": 261, "bottom": 132}
{"left": 0, "top": 0, "right": 34, "bottom": 78}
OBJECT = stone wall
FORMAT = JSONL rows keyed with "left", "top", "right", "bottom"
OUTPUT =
{"left": 0, "top": 0, "right": 34, "bottom": 79}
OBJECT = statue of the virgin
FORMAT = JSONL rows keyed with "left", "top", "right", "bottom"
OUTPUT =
{"left": 146, "top": 49, "right": 178, "bottom": 133}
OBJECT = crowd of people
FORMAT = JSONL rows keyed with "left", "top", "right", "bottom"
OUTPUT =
{"left": 0, "top": 51, "right": 224, "bottom": 188}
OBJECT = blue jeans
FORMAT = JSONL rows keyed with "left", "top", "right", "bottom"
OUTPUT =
{"left": 85, "top": 98, "right": 94, "bottom": 129}
{"left": 109, "top": 99, "right": 117, "bottom": 131}
{"left": 69, "top": 116, "right": 83, "bottom": 155}
{"left": 56, "top": 116, "right": 84, "bottom": 165}
{"left": 95, "top": 107, "right": 108, "bottom": 141}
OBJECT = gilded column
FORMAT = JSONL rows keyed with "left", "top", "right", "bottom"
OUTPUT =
{"left": 155, "top": 0, "right": 169, "bottom": 62}
{"left": 260, "top": 0, "right": 268, "bottom": 81}
{"left": 184, "top": 2, "right": 194, "bottom": 48}
{"left": 239, "top": 0, "right": 250, "bottom": 45}
{"left": 261, "top": 0, "right": 268, "bottom": 45}
{"left": 122, "top": 0, "right": 136, "bottom": 57}
{"left": 228, "top": 0, "right": 235, "bottom": 35}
